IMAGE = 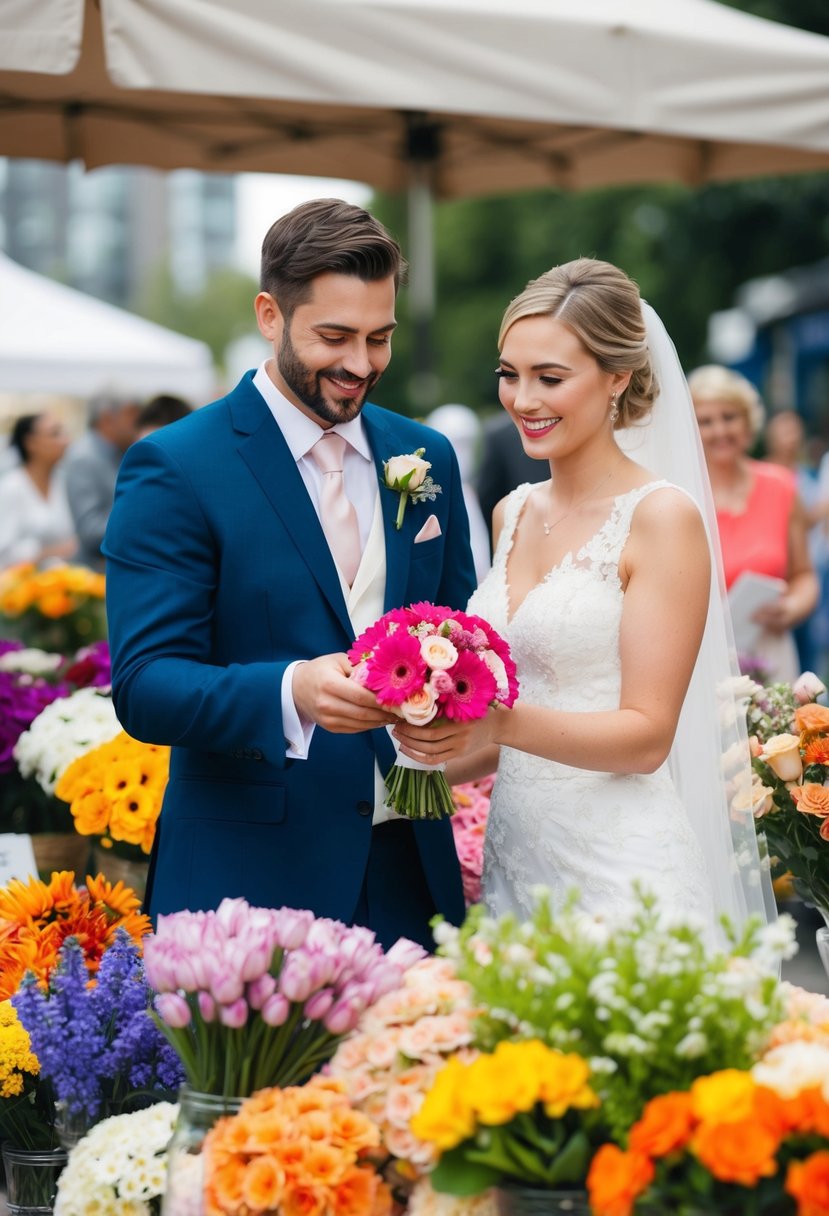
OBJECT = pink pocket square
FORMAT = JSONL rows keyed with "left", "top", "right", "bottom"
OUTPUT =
{"left": 414, "top": 514, "right": 442, "bottom": 543}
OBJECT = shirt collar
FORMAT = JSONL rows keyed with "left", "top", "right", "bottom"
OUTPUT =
{"left": 253, "top": 362, "right": 372, "bottom": 463}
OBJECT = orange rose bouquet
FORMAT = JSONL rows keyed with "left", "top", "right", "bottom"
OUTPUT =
{"left": 587, "top": 1047, "right": 829, "bottom": 1216}
{"left": 745, "top": 691, "right": 829, "bottom": 915}
{"left": 202, "top": 1076, "right": 392, "bottom": 1216}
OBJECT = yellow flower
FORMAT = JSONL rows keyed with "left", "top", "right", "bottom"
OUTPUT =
{"left": 465, "top": 1041, "right": 545, "bottom": 1125}
{"left": 538, "top": 1048, "right": 601, "bottom": 1117}
{"left": 410, "top": 1057, "right": 476, "bottom": 1150}
{"left": 691, "top": 1069, "right": 756, "bottom": 1124}
{"left": 0, "top": 1001, "right": 40, "bottom": 1098}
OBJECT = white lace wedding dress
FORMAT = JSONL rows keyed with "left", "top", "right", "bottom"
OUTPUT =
{"left": 469, "top": 480, "right": 717, "bottom": 927}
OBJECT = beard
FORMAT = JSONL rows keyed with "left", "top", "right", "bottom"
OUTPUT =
{"left": 277, "top": 329, "right": 380, "bottom": 426}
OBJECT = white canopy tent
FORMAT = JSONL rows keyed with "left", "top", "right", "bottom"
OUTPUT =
{"left": 2, "top": 0, "right": 828, "bottom": 395}
{"left": 0, "top": 251, "right": 216, "bottom": 399}
{"left": 1, "top": 0, "right": 828, "bottom": 192}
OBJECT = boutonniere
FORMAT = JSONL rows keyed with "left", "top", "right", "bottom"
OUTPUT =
{"left": 383, "top": 448, "right": 442, "bottom": 530}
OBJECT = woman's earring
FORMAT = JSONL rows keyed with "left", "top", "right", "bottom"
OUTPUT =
{"left": 609, "top": 392, "right": 620, "bottom": 424}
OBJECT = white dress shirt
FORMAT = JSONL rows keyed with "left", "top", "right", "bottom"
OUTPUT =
{"left": 252, "top": 363, "right": 377, "bottom": 758}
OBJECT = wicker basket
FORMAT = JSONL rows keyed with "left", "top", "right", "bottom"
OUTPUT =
{"left": 31, "top": 832, "right": 92, "bottom": 880}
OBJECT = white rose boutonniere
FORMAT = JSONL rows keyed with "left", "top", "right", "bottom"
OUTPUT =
{"left": 384, "top": 448, "right": 442, "bottom": 530}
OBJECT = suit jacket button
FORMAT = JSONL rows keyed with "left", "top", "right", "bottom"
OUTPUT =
{"left": 356, "top": 800, "right": 373, "bottom": 817}
{"left": 251, "top": 749, "right": 263, "bottom": 761}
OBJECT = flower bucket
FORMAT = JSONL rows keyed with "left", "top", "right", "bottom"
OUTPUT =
{"left": 2, "top": 1145, "right": 68, "bottom": 1216}
{"left": 495, "top": 1187, "right": 591, "bottom": 1216}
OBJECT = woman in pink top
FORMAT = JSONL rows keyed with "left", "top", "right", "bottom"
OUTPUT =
{"left": 690, "top": 365, "right": 817, "bottom": 682}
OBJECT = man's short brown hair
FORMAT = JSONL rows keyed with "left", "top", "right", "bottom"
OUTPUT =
{"left": 260, "top": 198, "right": 407, "bottom": 319}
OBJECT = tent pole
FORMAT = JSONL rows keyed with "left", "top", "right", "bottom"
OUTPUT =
{"left": 405, "top": 115, "right": 440, "bottom": 413}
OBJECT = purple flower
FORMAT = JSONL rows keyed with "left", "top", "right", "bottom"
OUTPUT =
{"left": 64, "top": 641, "right": 111, "bottom": 689}
{"left": 14, "top": 931, "right": 184, "bottom": 1120}
{"left": 0, "top": 670, "right": 68, "bottom": 772}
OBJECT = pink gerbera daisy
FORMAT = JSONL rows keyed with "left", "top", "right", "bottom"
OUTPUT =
{"left": 437, "top": 649, "right": 497, "bottom": 721}
{"left": 363, "top": 629, "right": 427, "bottom": 705}
{"left": 407, "top": 602, "right": 454, "bottom": 628}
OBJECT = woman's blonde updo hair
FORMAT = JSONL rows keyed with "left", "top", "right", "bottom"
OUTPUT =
{"left": 498, "top": 257, "right": 658, "bottom": 429}
{"left": 686, "top": 364, "right": 765, "bottom": 442}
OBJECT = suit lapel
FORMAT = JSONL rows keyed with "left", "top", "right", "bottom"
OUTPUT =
{"left": 361, "top": 406, "right": 412, "bottom": 614}
{"left": 230, "top": 376, "right": 353, "bottom": 639}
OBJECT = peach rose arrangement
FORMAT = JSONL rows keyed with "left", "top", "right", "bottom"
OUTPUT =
{"left": 203, "top": 1076, "right": 392, "bottom": 1216}
{"left": 327, "top": 955, "right": 479, "bottom": 1179}
{"left": 587, "top": 1046, "right": 829, "bottom": 1216}
{"left": 743, "top": 673, "right": 829, "bottom": 914}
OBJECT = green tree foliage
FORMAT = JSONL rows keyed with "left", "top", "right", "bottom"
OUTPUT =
{"left": 135, "top": 262, "right": 260, "bottom": 371}
{"left": 371, "top": 0, "right": 829, "bottom": 415}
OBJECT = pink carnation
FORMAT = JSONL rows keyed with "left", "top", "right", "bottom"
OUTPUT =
{"left": 364, "top": 629, "right": 427, "bottom": 706}
{"left": 437, "top": 649, "right": 497, "bottom": 721}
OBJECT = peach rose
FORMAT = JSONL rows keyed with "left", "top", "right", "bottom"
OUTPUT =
{"left": 730, "top": 775, "right": 775, "bottom": 820}
{"left": 420, "top": 635, "right": 458, "bottom": 670}
{"left": 761, "top": 734, "right": 803, "bottom": 782}
{"left": 796, "top": 703, "right": 829, "bottom": 734}
{"left": 794, "top": 783, "right": 829, "bottom": 818}
{"left": 384, "top": 453, "right": 430, "bottom": 491}
{"left": 399, "top": 685, "right": 439, "bottom": 726}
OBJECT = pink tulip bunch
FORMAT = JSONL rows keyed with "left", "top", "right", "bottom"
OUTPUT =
{"left": 144, "top": 897, "right": 425, "bottom": 1097}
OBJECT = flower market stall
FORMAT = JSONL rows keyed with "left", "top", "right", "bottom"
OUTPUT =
{"left": 4, "top": 590, "right": 829, "bottom": 1214}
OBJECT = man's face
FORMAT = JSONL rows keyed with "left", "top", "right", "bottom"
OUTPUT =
{"left": 265, "top": 272, "right": 397, "bottom": 427}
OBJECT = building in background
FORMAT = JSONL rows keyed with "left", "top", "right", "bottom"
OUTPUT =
{"left": 0, "top": 159, "right": 236, "bottom": 309}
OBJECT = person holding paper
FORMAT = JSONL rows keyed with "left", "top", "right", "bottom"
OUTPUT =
{"left": 689, "top": 365, "right": 817, "bottom": 682}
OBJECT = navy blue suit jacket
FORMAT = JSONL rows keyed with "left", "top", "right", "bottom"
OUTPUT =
{"left": 103, "top": 373, "right": 476, "bottom": 928}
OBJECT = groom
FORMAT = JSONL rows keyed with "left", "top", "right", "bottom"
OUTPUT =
{"left": 103, "top": 199, "right": 476, "bottom": 950}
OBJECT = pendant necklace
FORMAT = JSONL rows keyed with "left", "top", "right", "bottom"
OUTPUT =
{"left": 541, "top": 457, "right": 623, "bottom": 536}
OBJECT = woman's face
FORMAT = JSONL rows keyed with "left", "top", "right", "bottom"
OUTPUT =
{"left": 26, "top": 413, "right": 69, "bottom": 466}
{"left": 497, "top": 315, "right": 623, "bottom": 460}
{"left": 693, "top": 397, "right": 751, "bottom": 469}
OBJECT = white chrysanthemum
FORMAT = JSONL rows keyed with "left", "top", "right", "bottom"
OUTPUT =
{"left": 13, "top": 687, "right": 120, "bottom": 794}
{"left": 0, "top": 647, "right": 65, "bottom": 675}
{"left": 54, "top": 1103, "right": 178, "bottom": 1216}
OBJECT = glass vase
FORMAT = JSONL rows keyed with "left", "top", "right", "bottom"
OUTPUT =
{"left": 162, "top": 1088, "right": 243, "bottom": 1216}
{"left": 814, "top": 904, "right": 829, "bottom": 980}
{"left": 1, "top": 1145, "right": 68, "bottom": 1216}
{"left": 495, "top": 1186, "right": 591, "bottom": 1216}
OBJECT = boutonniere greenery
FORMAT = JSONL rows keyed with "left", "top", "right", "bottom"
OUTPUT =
{"left": 383, "top": 448, "right": 442, "bottom": 530}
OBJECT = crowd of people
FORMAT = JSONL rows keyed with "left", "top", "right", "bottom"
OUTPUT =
{"left": 0, "top": 393, "right": 191, "bottom": 573}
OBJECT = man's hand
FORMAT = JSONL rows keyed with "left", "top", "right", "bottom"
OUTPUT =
{"left": 292, "top": 654, "right": 397, "bottom": 733}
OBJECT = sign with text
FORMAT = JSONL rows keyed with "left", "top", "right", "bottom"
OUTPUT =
{"left": 0, "top": 833, "right": 38, "bottom": 886}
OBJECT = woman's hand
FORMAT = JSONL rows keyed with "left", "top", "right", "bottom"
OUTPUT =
{"left": 393, "top": 709, "right": 501, "bottom": 766}
{"left": 752, "top": 593, "right": 799, "bottom": 634}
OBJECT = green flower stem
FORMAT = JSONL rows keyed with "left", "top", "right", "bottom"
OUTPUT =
{"left": 395, "top": 492, "right": 408, "bottom": 530}
{"left": 384, "top": 764, "right": 456, "bottom": 820}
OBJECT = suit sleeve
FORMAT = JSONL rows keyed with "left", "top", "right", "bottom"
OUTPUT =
{"left": 102, "top": 439, "right": 291, "bottom": 766}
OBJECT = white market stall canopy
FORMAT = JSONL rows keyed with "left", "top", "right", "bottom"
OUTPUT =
{"left": 0, "top": 0, "right": 828, "bottom": 195}
{"left": 0, "top": 251, "right": 216, "bottom": 399}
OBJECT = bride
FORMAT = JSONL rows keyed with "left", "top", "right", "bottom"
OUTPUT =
{"left": 395, "top": 258, "right": 773, "bottom": 936}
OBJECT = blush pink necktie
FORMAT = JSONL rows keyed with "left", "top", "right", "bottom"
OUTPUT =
{"left": 310, "top": 431, "right": 362, "bottom": 586}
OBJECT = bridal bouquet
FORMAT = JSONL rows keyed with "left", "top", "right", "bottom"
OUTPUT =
{"left": 349, "top": 603, "right": 518, "bottom": 819}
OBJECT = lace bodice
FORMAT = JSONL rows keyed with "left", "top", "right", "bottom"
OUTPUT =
{"left": 470, "top": 480, "right": 671, "bottom": 715}
{"left": 472, "top": 479, "right": 716, "bottom": 928}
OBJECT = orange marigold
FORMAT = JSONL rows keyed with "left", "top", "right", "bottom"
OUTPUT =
{"left": 804, "top": 737, "right": 829, "bottom": 767}
{"left": 692, "top": 1117, "right": 779, "bottom": 1186}
{"left": 628, "top": 1092, "right": 695, "bottom": 1158}
{"left": 785, "top": 1151, "right": 829, "bottom": 1216}
{"left": 587, "top": 1144, "right": 654, "bottom": 1216}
